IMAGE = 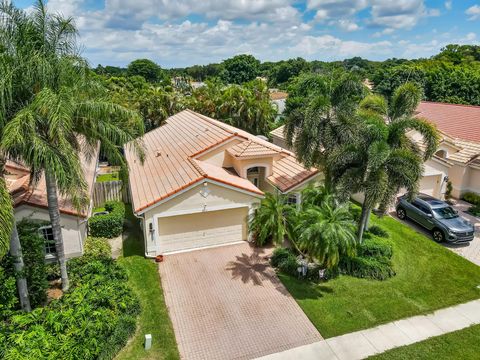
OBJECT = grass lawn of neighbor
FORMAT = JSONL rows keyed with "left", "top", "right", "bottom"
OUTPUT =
{"left": 115, "top": 206, "right": 179, "bottom": 360}
{"left": 279, "top": 214, "right": 480, "bottom": 338}
{"left": 96, "top": 172, "right": 120, "bottom": 182}
{"left": 369, "top": 324, "right": 480, "bottom": 359}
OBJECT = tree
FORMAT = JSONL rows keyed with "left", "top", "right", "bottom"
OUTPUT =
{"left": 283, "top": 71, "right": 367, "bottom": 188}
{"left": 268, "top": 57, "right": 310, "bottom": 87}
{"left": 249, "top": 193, "right": 296, "bottom": 246}
{"left": 330, "top": 83, "right": 439, "bottom": 242}
{"left": 295, "top": 202, "right": 356, "bottom": 269}
{"left": 221, "top": 54, "right": 260, "bottom": 84}
{"left": 127, "top": 58, "right": 166, "bottom": 83}
{"left": 1, "top": 1, "right": 144, "bottom": 292}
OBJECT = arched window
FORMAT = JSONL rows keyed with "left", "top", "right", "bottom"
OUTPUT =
{"left": 435, "top": 149, "right": 447, "bottom": 158}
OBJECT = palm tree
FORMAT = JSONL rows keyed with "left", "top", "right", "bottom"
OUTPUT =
{"left": 283, "top": 71, "right": 367, "bottom": 187}
{"left": 1, "top": 1, "right": 144, "bottom": 291}
{"left": 249, "top": 193, "right": 296, "bottom": 246}
{"left": 330, "top": 83, "right": 439, "bottom": 242}
{"left": 295, "top": 202, "right": 356, "bottom": 269}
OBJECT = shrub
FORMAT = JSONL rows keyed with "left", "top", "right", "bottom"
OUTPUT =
{"left": 340, "top": 255, "right": 396, "bottom": 280}
{"left": 367, "top": 225, "right": 389, "bottom": 238}
{"left": 359, "top": 238, "right": 393, "bottom": 259}
{"left": 462, "top": 192, "right": 480, "bottom": 206}
{"left": 84, "top": 236, "right": 112, "bottom": 258}
{"left": 278, "top": 255, "right": 299, "bottom": 276}
{"left": 45, "top": 263, "right": 60, "bottom": 281}
{"left": 89, "top": 201, "right": 125, "bottom": 238}
{"left": 0, "top": 267, "right": 18, "bottom": 320}
{"left": 0, "top": 255, "right": 140, "bottom": 360}
{"left": 270, "top": 247, "right": 293, "bottom": 267}
{"left": 469, "top": 205, "right": 480, "bottom": 217}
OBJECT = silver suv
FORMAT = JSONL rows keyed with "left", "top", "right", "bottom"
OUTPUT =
{"left": 396, "top": 194, "right": 475, "bottom": 243}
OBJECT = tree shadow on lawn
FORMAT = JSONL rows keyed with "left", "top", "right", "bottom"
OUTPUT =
{"left": 122, "top": 204, "right": 144, "bottom": 257}
{"left": 278, "top": 274, "right": 335, "bottom": 300}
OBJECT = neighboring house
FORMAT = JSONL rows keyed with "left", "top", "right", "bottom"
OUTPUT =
{"left": 270, "top": 101, "right": 480, "bottom": 200}
{"left": 125, "top": 109, "right": 321, "bottom": 256}
{"left": 270, "top": 91, "right": 288, "bottom": 116}
{"left": 6, "top": 151, "right": 99, "bottom": 260}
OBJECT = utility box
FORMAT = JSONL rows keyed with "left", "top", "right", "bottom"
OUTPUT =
{"left": 145, "top": 334, "right": 152, "bottom": 350}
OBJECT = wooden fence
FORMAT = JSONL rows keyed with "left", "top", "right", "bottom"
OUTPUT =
{"left": 92, "top": 180, "right": 130, "bottom": 207}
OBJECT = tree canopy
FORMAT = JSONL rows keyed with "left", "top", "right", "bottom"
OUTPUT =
{"left": 221, "top": 54, "right": 260, "bottom": 84}
{"left": 127, "top": 58, "right": 168, "bottom": 83}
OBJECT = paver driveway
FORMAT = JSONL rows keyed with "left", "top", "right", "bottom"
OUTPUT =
{"left": 158, "top": 242, "right": 322, "bottom": 360}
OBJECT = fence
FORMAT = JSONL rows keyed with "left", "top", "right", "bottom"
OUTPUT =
{"left": 92, "top": 180, "right": 130, "bottom": 207}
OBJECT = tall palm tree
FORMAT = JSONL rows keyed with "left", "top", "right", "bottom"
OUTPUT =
{"left": 330, "top": 83, "right": 439, "bottom": 242}
{"left": 1, "top": 1, "right": 144, "bottom": 291}
{"left": 295, "top": 202, "right": 356, "bottom": 269}
{"left": 283, "top": 71, "right": 367, "bottom": 187}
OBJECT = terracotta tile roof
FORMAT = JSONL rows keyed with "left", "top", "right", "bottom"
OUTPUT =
{"left": 227, "top": 140, "right": 280, "bottom": 158}
{"left": 125, "top": 109, "right": 318, "bottom": 213}
{"left": 5, "top": 149, "right": 98, "bottom": 217}
{"left": 416, "top": 101, "right": 480, "bottom": 143}
{"left": 268, "top": 156, "right": 319, "bottom": 192}
{"left": 270, "top": 125, "right": 286, "bottom": 139}
{"left": 270, "top": 91, "right": 288, "bottom": 101}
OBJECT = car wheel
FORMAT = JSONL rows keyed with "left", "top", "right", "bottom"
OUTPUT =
{"left": 396, "top": 207, "right": 406, "bottom": 220}
{"left": 432, "top": 229, "right": 445, "bottom": 243}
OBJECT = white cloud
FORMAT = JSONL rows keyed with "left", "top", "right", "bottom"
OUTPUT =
{"left": 337, "top": 19, "right": 360, "bottom": 32}
{"left": 466, "top": 5, "right": 480, "bottom": 21}
{"left": 444, "top": 1, "right": 452, "bottom": 11}
{"left": 369, "top": 0, "right": 439, "bottom": 29}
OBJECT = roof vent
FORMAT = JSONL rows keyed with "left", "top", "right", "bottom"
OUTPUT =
{"left": 156, "top": 151, "right": 161, "bottom": 157}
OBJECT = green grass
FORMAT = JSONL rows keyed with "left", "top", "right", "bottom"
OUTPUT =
{"left": 369, "top": 324, "right": 480, "bottom": 359}
{"left": 279, "top": 214, "right": 480, "bottom": 338}
{"left": 96, "top": 172, "right": 119, "bottom": 182}
{"left": 115, "top": 206, "right": 179, "bottom": 360}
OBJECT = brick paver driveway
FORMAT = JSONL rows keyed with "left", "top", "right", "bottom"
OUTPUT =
{"left": 158, "top": 242, "right": 322, "bottom": 360}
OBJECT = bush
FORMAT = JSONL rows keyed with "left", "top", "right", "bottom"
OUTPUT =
{"left": 367, "top": 225, "right": 389, "bottom": 238}
{"left": 463, "top": 192, "right": 480, "bottom": 206}
{"left": 359, "top": 237, "right": 393, "bottom": 259}
{"left": 270, "top": 247, "right": 293, "bottom": 267}
{"left": 340, "top": 255, "right": 396, "bottom": 280}
{"left": 0, "top": 267, "right": 18, "bottom": 321}
{"left": 45, "top": 263, "right": 61, "bottom": 281}
{"left": 469, "top": 205, "right": 480, "bottom": 217}
{"left": 278, "top": 255, "right": 299, "bottom": 276}
{"left": 89, "top": 201, "right": 125, "bottom": 238}
{"left": 84, "top": 236, "right": 112, "bottom": 258}
{"left": 0, "top": 255, "right": 140, "bottom": 360}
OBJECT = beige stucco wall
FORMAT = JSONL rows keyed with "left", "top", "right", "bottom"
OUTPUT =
{"left": 231, "top": 156, "right": 277, "bottom": 178}
{"left": 197, "top": 138, "right": 243, "bottom": 168}
{"left": 141, "top": 181, "right": 262, "bottom": 255}
{"left": 465, "top": 167, "right": 480, "bottom": 195}
{"left": 14, "top": 205, "right": 86, "bottom": 259}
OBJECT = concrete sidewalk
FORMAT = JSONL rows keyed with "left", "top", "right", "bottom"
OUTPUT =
{"left": 256, "top": 299, "right": 480, "bottom": 360}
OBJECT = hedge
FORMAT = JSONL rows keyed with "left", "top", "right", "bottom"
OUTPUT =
{"left": 89, "top": 201, "right": 125, "bottom": 238}
{"left": 462, "top": 192, "right": 480, "bottom": 206}
{"left": 0, "top": 256, "right": 140, "bottom": 360}
{"left": 84, "top": 236, "right": 112, "bottom": 258}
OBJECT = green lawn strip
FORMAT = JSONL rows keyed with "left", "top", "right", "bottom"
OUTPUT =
{"left": 279, "top": 214, "right": 480, "bottom": 338}
{"left": 96, "top": 172, "right": 120, "bottom": 182}
{"left": 116, "top": 206, "right": 180, "bottom": 360}
{"left": 369, "top": 324, "right": 480, "bottom": 360}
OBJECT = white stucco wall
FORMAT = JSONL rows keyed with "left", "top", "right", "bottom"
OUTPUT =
{"left": 14, "top": 205, "right": 86, "bottom": 259}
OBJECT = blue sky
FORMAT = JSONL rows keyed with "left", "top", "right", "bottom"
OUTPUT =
{"left": 15, "top": 0, "right": 480, "bottom": 68}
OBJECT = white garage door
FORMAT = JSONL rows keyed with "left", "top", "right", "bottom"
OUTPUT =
{"left": 419, "top": 175, "right": 441, "bottom": 197}
{"left": 158, "top": 207, "right": 248, "bottom": 254}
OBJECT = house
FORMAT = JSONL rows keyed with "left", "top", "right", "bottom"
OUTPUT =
{"left": 125, "top": 109, "right": 321, "bottom": 256}
{"left": 270, "top": 101, "right": 480, "bottom": 200}
{"left": 6, "top": 150, "right": 99, "bottom": 260}
{"left": 270, "top": 90, "right": 288, "bottom": 116}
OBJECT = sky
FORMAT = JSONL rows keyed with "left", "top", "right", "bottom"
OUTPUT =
{"left": 14, "top": 0, "right": 480, "bottom": 68}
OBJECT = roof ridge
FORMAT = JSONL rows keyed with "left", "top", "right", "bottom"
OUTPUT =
{"left": 187, "top": 157, "right": 208, "bottom": 177}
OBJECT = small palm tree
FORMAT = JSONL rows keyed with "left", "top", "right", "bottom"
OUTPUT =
{"left": 295, "top": 202, "right": 356, "bottom": 269}
{"left": 249, "top": 193, "right": 296, "bottom": 246}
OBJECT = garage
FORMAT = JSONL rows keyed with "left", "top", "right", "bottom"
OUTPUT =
{"left": 419, "top": 173, "right": 442, "bottom": 198}
{"left": 157, "top": 207, "right": 249, "bottom": 254}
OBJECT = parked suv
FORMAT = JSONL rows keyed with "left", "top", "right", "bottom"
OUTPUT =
{"left": 396, "top": 194, "right": 475, "bottom": 243}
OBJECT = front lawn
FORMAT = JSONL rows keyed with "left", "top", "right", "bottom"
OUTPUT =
{"left": 115, "top": 207, "right": 179, "bottom": 360}
{"left": 369, "top": 324, "right": 480, "bottom": 359}
{"left": 279, "top": 214, "right": 480, "bottom": 338}
{"left": 96, "top": 172, "right": 120, "bottom": 182}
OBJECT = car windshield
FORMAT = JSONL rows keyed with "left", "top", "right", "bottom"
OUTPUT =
{"left": 432, "top": 206, "right": 458, "bottom": 219}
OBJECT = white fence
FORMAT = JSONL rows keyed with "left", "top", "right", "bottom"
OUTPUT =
{"left": 92, "top": 180, "right": 130, "bottom": 207}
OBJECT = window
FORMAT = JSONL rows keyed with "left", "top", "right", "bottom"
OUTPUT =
{"left": 435, "top": 149, "right": 447, "bottom": 159}
{"left": 412, "top": 201, "right": 430, "bottom": 214}
{"left": 287, "top": 194, "right": 298, "bottom": 205}
{"left": 252, "top": 177, "right": 259, "bottom": 187}
{"left": 39, "top": 226, "right": 56, "bottom": 255}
